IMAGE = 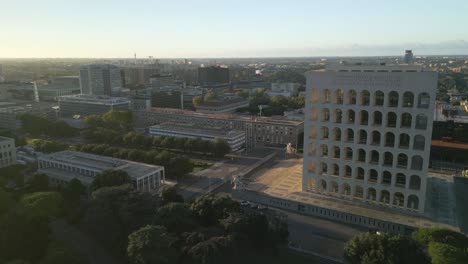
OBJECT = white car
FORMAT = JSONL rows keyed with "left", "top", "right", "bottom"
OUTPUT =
{"left": 240, "top": 200, "right": 250, "bottom": 206}
{"left": 249, "top": 202, "right": 258, "bottom": 208}
{"left": 257, "top": 204, "right": 267, "bottom": 210}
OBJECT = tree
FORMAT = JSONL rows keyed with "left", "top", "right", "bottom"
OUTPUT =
{"left": 39, "top": 241, "right": 86, "bottom": 264}
{"left": 159, "top": 186, "right": 184, "bottom": 205}
{"left": 192, "top": 96, "right": 202, "bottom": 106}
{"left": 190, "top": 194, "right": 240, "bottom": 226}
{"left": 127, "top": 225, "right": 178, "bottom": 264}
{"left": 344, "top": 232, "right": 430, "bottom": 264}
{"left": 91, "top": 169, "right": 131, "bottom": 191}
{"left": 186, "top": 236, "right": 235, "bottom": 264}
{"left": 203, "top": 92, "right": 216, "bottom": 102}
{"left": 20, "top": 192, "right": 63, "bottom": 218}
{"left": 212, "top": 138, "right": 231, "bottom": 157}
{"left": 28, "top": 173, "right": 49, "bottom": 192}
{"left": 412, "top": 228, "right": 468, "bottom": 263}
{"left": 269, "top": 95, "right": 288, "bottom": 107}
{"left": 154, "top": 203, "right": 196, "bottom": 234}
{"left": 235, "top": 90, "right": 249, "bottom": 99}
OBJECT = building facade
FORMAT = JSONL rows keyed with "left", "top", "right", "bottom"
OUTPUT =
{"left": 38, "top": 150, "right": 165, "bottom": 192}
{"left": 303, "top": 64, "right": 437, "bottom": 213}
{"left": 135, "top": 108, "right": 304, "bottom": 149}
{"left": 198, "top": 66, "right": 230, "bottom": 85}
{"left": 149, "top": 122, "right": 245, "bottom": 152}
{"left": 59, "top": 94, "right": 130, "bottom": 117}
{"left": 195, "top": 98, "right": 249, "bottom": 114}
{"left": 79, "top": 64, "right": 122, "bottom": 96}
{"left": 0, "top": 137, "right": 16, "bottom": 168}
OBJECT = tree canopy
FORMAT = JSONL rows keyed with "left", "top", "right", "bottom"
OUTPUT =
{"left": 127, "top": 225, "right": 178, "bottom": 264}
{"left": 90, "top": 169, "right": 132, "bottom": 191}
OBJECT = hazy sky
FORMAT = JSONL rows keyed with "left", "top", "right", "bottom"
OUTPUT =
{"left": 1, "top": 0, "right": 468, "bottom": 58}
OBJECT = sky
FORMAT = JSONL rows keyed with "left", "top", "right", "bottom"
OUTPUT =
{"left": 1, "top": 0, "right": 468, "bottom": 58}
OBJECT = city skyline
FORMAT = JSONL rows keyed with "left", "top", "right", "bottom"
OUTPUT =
{"left": 2, "top": 0, "right": 468, "bottom": 58}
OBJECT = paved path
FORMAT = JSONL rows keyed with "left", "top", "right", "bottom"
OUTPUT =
{"left": 50, "top": 219, "right": 123, "bottom": 264}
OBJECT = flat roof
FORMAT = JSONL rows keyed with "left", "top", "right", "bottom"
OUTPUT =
{"left": 151, "top": 122, "right": 244, "bottom": 138}
{"left": 143, "top": 107, "right": 304, "bottom": 126}
{"left": 0, "top": 136, "right": 13, "bottom": 142}
{"left": 59, "top": 94, "right": 130, "bottom": 105}
{"left": 39, "top": 150, "right": 163, "bottom": 179}
{"left": 314, "top": 64, "right": 426, "bottom": 73}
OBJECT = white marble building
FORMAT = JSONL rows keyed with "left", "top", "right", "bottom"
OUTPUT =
{"left": 303, "top": 64, "right": 437, "bottom": 213}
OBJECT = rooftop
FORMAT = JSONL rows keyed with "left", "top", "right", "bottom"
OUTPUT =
{"left": 143, "top": 107, "right": 304, "bottom": 126}
{"left": 39, "top": 150, "right": 163, "bottom": 179}
{"left": 152, "top": 122, "right": 244, "bottom": 138}
{"left": 0, "top": 136, "right": 14, "bottom": 142}
{"left": 59, "top": 94, "right": 130, "bottom": 105}
{"left": 322, "top": 64, "right": 425, "bottom": 73}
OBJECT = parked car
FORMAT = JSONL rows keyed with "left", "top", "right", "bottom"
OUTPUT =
{"left": 240, "top": 200, "right": 250, "bottom": 206}
{"left": 257, "top": 204, "right": 267, "bottom": 210}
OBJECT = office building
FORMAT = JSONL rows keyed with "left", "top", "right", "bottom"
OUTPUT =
{"left": 149, "top": 122, "right": 245, "bottom": 152}
{"left": 58, "top": 94, "right": 130, "bottom": 117}
{"left": 266, "top": 82, "right": 300, "bottom": 97}
{"left": 79, "top": 64, "right": 122, "bottom": 96}
{"left": 51, "top": 76, "right": 80, "bottom": 89}
{"left": 122, "top": 65, "right": 160, "bottom": 87}
{"left": 198, "top": 66, "right": 230, "bottom": 85}
{"left": 303, "top": 64, "right": 436, "bottom": 213}
{"left": 0, "top": 137, "right": 16, "bottom": 168}
{"left": 135, "top": 108, "right": 304, "bottom": 149}
{"left": 38, "top": 150, "right": 165, "bottom": 191}
{"left": 404, "top": 50, "right": 414, "bottom": 64}
{"left": 195, "top": 98, "right": 249, "bottom": 114}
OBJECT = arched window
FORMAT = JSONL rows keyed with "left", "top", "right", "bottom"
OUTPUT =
{"left": 397, "top": 153, "right": 408, "bottom": 168}
{"left": 411, "top": 155, "right": 423, "bottom": 170}
{"left": 310, "top": 107, "right": 318, "bottom": 121}
{"left": 414, "top": 135, "right": 425, "bottom": 150}
{"left": 321, "top": 162, "right": 328, "bottom": 174}
{"left": 388, "top": 91, "right": 399, "bottom": 107}
{"left": 347, "top": 109, "right": 355, "bottom": 123}
{"left": 359, "top": 130, "right": 367, "bottom": 144}
{"left": 334, "top": 109, "right": 343, "bottom": 123}
{"left": 320, "top": 144, "right": 328, "bottom": 157}
{"left": 311, "top": 88, "right": 319, "bottom": 103}
{"left": 307, "top": 161, "right": 316, "bottom": 173}
{"left": 369, "top": 170, "right": 378, "bottom": 183}
{"left": 332, "top": 164, "right": 340, "bottom": 176}
{"left": 375, "top": 91, "right": 384, "bottom": 106}
{"left": 335, "top": 89, "right": 344, "bottom": 104}
{"left": 348, "top": 90, "right": 357, "bottom": 104}
{"left": 345, "top": 147, "right": 353, "bottom": 160}
{"left": 308, "top": 144, "right": 316, "bottom": 156}
{"left": 309, "top": 127, "right": 317, "bottom": 139}
{"left": 373, "top": 111, "right": 383, "bottom": 126}
{"left": 384, "top": 152, "right": 393, "bottom": 166}
{"left": 396, "top": 173, "right": 406, "bottom": 187}
{"left": 358, "top": 149, "right": 366, "bottom": 162}
{"left": 370, "top": 150, "right": 379, "bottom": 164}
{"left": 331, "top": 181, "right": 339, "bottom": 193}
{"left": 361, "top": 90, "right": 370, "bottom": 106}
{"left": 333, "top": 128, "right": 341, "bottom": 141}
{"left": 356, "top": 167, "right": 365, "bottom": 180}
{"left": 346, "top": 128, "right": 354, "bottom": 142}
{"left": 409, "top": 175, "right": 421, "bottom": 190}
{"left": 407, "top": 195, "right": 419, "bottom": 210}
{"left": 385, "top": 132, "right": 395, "bottom": 147}
{"left": 306, "top": 177, "right": 315, "bottom": 192}
{"left": 403, "top": 92, "right": 414, "bottom": 107}
{"left": 418, "top": 93, "right": 430, "bottom": 108}
{"left": 321, "top": 127, "right": 329, "bottom": 139}
{"left": 380, "top": 190, "right": 390, "bottom": 204}
{"left": 372, "top": 131, "right": 381, "bottom": 145}
{"left": 367, "top": 187, "right": 377, "bottom": 201}
{"left": 342, "top": 183, "right": 351, "bottom": 196}
{"left": 401, "top": 113, "right": 412, "bottom": 128}
{"left": 344, "top": 165, "right": 352, "bottom": 178}
{"left": 393, "top": 192, "right": 405, "bottom": 207}
{"left": 382, "top": 171, "right": 392, "bottom": 185}
{"left": 354, "top": 186, "right": 363, "bottom": 199}
{"left": 333, "top": 146, "right": 340, "bottom": 159}
{"left": 416, "top": 114, "right": 428, "bottom": 129}
{"left": 387, "top": 112, "right": 397, "bottom": 127}
{"left": 323, "top": 89, "right": 330, "bottom": 103}
{"left": 320, "top": 179, "right": 327, "bottom": 192}
{"left": 360, "top": 110, "right": 369, "bottom": 125}
{"left": 322, "top": 108, "right": 330, "bottom": 121}
{"left": 399, "top": 133, "right": 410, "bottom": 148}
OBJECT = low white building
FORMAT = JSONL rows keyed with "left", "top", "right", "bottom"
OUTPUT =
{"left": 266, "top": 82, "right": 300, "bottom": 98}
{"left": 38, "top": 150, "right": 165, "bottom": 192}
{"left": 149, "top": 122, "right": 245, "bottom": 152}
{"left": 0, "top": 136, "right": 16, "bottom": 168}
